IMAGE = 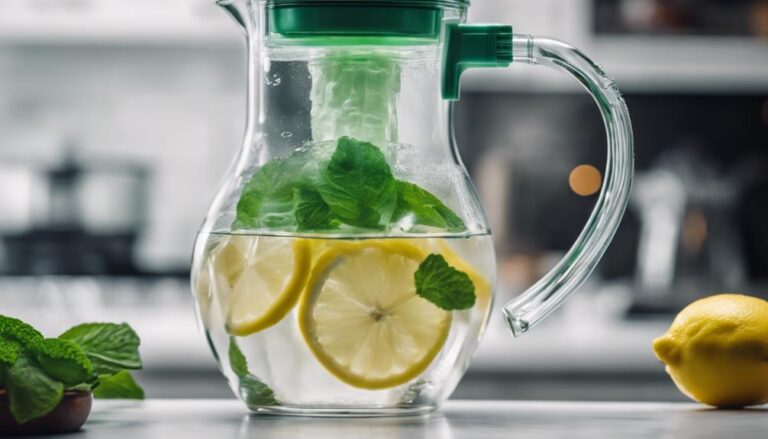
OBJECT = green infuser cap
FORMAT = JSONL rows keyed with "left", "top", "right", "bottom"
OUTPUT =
{"left": 267, "top": 0, "right": 469, "bottom": 41}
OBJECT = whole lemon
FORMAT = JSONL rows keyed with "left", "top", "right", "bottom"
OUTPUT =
{"left": 653, "top": 294, "right": 768, "bottom": 408}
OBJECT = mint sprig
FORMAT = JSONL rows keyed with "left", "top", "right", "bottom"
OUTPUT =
{"left": 414, "top": 254, "right": 476, "bottom": 311}
{"left": 0, "top": 315, "right": 144, "bottom": 424}
{"left": 234, "top": 136, "right": 466, "bottom": 233}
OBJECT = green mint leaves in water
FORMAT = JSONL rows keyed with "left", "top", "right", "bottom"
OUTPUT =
{"left": 318, "top": 138, "right": 398, "bottom": 229}
{"left": 415, "top": 254, "right": 476, "bottom": 311}
{"left": 235, "top": 137, "right": 466, "bottom": 233}
{"left": 0, "top": 315, "right": 144, "bottom": 424}
{"left": 228, "top": 338, "right": 279, "bottom": 407}
{"left": 394, "top": 182, "right": 466, "bottom": 232}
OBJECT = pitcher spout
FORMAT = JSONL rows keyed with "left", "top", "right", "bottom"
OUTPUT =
{"left": 216, "top": 0, "right": 248, "bottom": 35}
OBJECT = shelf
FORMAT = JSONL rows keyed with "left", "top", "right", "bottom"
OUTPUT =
{"left": 0, "top": 0, "right": 240, "bottom": 46}
{"left": 0, "top": 25, "right": 240, "bottom": 46}
{"left": 2, "top": 1, "right": 767, "bottom": 93}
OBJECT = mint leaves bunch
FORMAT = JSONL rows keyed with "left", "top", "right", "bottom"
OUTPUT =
{"left": 235, "top": 136, "right": 466, "bottom": 233}
{"left": 0, "top": 315, "right": 144, "bottom": 424}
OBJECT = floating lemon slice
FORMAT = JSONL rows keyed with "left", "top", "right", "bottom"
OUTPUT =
{"left": 299, "top": 240, "right": 451, "bottom": 390}
{"left": 193, "top": 260, "right": 213, "bottom": 325}
{"left": 209, "top": 236, "right": 310, "bottom": 336}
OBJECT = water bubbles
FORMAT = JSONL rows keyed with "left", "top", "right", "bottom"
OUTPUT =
{"left": 266, "top": 73, "right": 282, "bottom": 86}
{"left": 294, "top": 143, "right": 310, "bottom": 153}
{"left": 281, "top": 131, "right": 293, "bottom": 138}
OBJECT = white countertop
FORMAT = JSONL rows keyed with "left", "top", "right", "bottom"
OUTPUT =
{"left": 74, "top": 400, "right": 766, "bottom": 439}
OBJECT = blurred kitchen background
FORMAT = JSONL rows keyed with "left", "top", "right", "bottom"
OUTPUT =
{"left": 1, "top": 0, "right": 767, "bottom": 401}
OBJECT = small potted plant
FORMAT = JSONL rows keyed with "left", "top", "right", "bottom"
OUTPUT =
{"left": 0, "top": 315, "right": 144, "bottom": 435}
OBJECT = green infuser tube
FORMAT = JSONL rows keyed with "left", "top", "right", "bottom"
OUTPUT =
{"left": 309, "top": 51, "right": 402, "bottom": 147}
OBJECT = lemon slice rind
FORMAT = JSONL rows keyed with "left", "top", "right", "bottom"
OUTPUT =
{"left": 225, "top": 238, "right": 311, "bottom": 336}
{"left": 298, "top": 240, "right": 451, "bottom": 390}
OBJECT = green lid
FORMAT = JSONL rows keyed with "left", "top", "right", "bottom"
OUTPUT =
{"left": 268, "top": 0, "right": 469, "bottom": 6}
{"left": 267, "top": 0, "right": 469, "bottom": 42}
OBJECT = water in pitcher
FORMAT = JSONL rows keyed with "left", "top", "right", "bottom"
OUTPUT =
{"left": 191, "top": 232, "right": 494, "bottom": 410}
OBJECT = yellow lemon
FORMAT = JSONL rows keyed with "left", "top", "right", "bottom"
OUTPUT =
{"left": 653, "top": 294, "right": 768, "bottom": 408}
{"left": 298, "top": 239, "right": 451, "bottom": 390}
{"left": 206, "top": 235, "right": 311, "bottom": 336}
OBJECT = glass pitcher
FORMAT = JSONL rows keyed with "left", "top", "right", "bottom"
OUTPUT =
{"left": 191, "top": 0, "right": 633, "bottom": 415}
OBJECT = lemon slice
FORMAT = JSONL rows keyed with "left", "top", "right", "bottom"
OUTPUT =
{"left": 299, "top": 240, "right": 451, "bottom": 390}
{"left": 193, "top": 260, "right": 212, "bottom": 325}
{"left": 215, "top": 236, "right": 310, "bottom": 336}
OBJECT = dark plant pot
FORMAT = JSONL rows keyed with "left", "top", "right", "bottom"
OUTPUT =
{"left": 0, "top": 389, "right": 92, "bottom": 436}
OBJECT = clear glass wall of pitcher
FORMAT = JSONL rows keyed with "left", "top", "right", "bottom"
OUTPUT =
{"left": 191, "top": 0, "right": 633, "bottom": 415}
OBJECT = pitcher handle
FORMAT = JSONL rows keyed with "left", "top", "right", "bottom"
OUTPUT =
{"left": 442, "top": 26, "right": 634, "bottom": 337}
{"left": 498, "top": 35, "right": 634, "bottom": 336}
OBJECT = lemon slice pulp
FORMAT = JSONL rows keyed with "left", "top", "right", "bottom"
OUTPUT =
{"left": 207, "top": 235, "right": 310, "bottom": 336}
{"left": 299, "top": 240, "right": 451, "bottom": 390}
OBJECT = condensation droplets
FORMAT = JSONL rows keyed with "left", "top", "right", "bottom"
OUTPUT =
{"left": 266, "top": 73, "right": 282, "bottom": 86}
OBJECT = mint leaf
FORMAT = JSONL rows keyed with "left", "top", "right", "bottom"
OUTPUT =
{"left": 235, "top": 152, "right": 318, "bottom": 230}
{"left": 93, "top": 371, "right": 144, "bottom": 399}
{"left": 35, "top": 338, "right": 93, "bottom": 385}
{"left": 228, "top": 338, "right": 249, "bottom": 378}
{"left": 67, "top": 382, "right": 95, "bottom": 392}
{"left": 393, "top": 181, "right": 466, "bottom": 232}
{"left": 318, "top": 137, "right": 398, "bottom": 229}
{"left": 240, "top": 376, "right": 280, "bottom": 407}
{"left": 6, "top": 356, "right": 64, "bottom": 424}
{"left": 236, "top": 161, "right": 296, "bottom": 229}
{"left": 294, "top": 185, "right": 337, "bottom": 231}
{"left": 59, "top": 323, "right": 141, "bottom": 375}
{"left": 0, "top": 338, "right": 20, "bottom": 366}
{"left": 414, "top": 254, "right": 476, "bottom": 311}
{"left": 228, "top": 338, "right": 278, "bottom": 406}
{"left": 0, "top": 315, "right": 44, "bottom": 351}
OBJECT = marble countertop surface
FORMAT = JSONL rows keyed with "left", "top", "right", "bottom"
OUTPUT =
{"left": 70, "top": 399, "right": 766, "bottom": 439}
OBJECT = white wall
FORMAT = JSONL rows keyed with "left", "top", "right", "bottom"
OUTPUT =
{"left": 470, "top": 0, "right": 591, "bottom": 42}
